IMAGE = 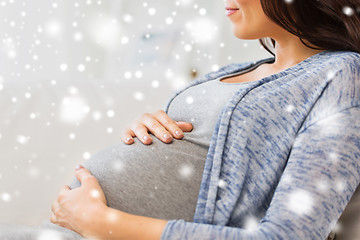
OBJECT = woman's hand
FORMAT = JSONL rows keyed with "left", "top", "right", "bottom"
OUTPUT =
{"left": 50, "top": 165, "right": 108, "bottom": 237}
{"left": 51, "top": 165, "right": 167, "bottom": 240}
{"left": 121, "top": 109, "right": 193, "bottom": 145}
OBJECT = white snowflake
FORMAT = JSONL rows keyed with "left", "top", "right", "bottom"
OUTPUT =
{"left": 90, "top": 189, "right": 100, "bottom": 198}
{"left": 243, "top": 215, "right": 260, "bottom": 231}
{"left": 77, "top": 64, "right": 85, "bottom": 72}
{"left": 1, "top": 192, "right": 12, "bottom": 202}
{"left": 152, "top": 80, "right": 160, "bottom": 88}
{"left": 148, "top": 8, "right": 156, "bottom": 16}
{"left": 218, "top": 179, "right": 227, "bottom": 188}
{"left": 327, "top": 70, "right": 337, "bottom": 80}
{"left": 342, "top": 6, "right": 354, "bottom": 16}
{"left": 83, "top": 152, "right": 91, "bottom": 159}
{"left": 209, "top": 64, "right": 219, "bottom": 72}
{"left": 335, "top": 179, "right": 346, "bottom": 192}
{"left": 69, "top": 133, "right": 76, "bottom": 139}
{"left": 59, "top": 96, "right": 88, "bottom": 124}
{"left": 199, "top": 8, "right": 207, "bottom": 16}
{"left": 133, "top": 91, "right": 144, "bottom": 101}
{"left": 121, "top": 36, "right": 129, "bottom": 44}
{"left": 184, "top": 44, "right": 192, "bottom": 52}
{"left": 178, "top": 164, "right": 194, "bottom": 178}
{"left": 113, "top": 161, "right": 123, "bottom": 171}
{"left": 59, "top": 63, "right": 68, "bottom": 71}
{"left": 107, "top": 110, "right": 115, "bottom": 118}
{"left": 16, "top": 135, "right": 29, "bottom": 144}
{"left": 37, "top": 230, "right": 62, "bottom": 240}
{"left": 288, "top": 189, "right": 313, "bottom": 215}
{"left": 45, "top": 20, "right": 63, "bottom": 37}
{"left": 165, "top": 17, "right": 173, "bottom": 25}
{"left": 316, "top": 179, "right": 329, "bottom": 193}
{"left": 286, "top": 104, "right": 295, "bottom": 112}
{"left": 186, "top": 96, "right": 194, "bottom": 104}
{"left": 123, "top": 14, "right": 133, "bottom": 23}
{"left": 92, "top": 110, "right": 102, "bottom": 121}
{"left": 106, "top": 211, "right": 117, "bottom": 222}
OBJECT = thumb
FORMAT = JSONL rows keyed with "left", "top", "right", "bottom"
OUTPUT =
{"left": 75, "top": 165, "right": 94, "bottom": 185}
{"left": 176, "top": 121, "right": 193, "bottom": 132}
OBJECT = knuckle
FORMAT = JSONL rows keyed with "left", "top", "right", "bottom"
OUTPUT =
{"left": 50, "top": 215, "right": 56, "bottom": 223}
{"left": 83, "top": 175, "right": 97, "bottom": 183}
{"left": 120, "top": 127, "right": 130, "bottom": 135}
{"left": 141, "top": 112, "right": 151, "bottom": 119}
{"left": 57, "top": 192, "right": 65, "bottom": 201}
{"left": 53, "top": 208, "right": 62, "bottom": 218}
{"left": 132, "top": 123, "right": 144, "bottom": 132}
{"left": 154, "top": 109, "right": 165, "bottom": 115}
{"left": 147, "top": 121, "right": 160, "bottom": 130}
{"left": 162, "top": 118, "right": 174, "bottom": 126}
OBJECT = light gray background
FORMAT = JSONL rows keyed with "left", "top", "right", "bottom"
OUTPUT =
{"left": 0, "top": 0, "right": 271, "bottom": 226}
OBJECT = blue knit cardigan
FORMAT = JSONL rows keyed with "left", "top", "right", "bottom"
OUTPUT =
{"left": 160, "top": 50, "right": 360, "bottom": 239}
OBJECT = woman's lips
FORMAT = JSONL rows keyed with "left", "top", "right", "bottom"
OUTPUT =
{"left": 225, "top": 8, "right": 239, "bottom": 16}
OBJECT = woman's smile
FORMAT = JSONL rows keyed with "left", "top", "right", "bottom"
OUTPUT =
{"left": 225, "top": 7, "right": 239, "bottom": 17}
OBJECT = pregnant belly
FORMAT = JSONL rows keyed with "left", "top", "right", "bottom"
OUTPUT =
{"left": 68, "top": 134, "right": 207, "bottom": 222}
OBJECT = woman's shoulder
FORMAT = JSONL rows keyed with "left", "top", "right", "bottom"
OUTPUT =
{"left": 300, "top": 51, "right": 360, "bottom": 129}
{"left": 316, "top": 50, "right": 360, "bottom": 72}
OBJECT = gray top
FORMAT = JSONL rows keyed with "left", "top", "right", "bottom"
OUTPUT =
{"left": 68, "top": 70, "right": 261, "bottom": 222}
{"left": 167, "top": 75, "right": 255, "bottom": 149}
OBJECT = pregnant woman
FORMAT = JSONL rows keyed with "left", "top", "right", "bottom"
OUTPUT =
{"left": 2, "top": 0, "right": 360, "bottom": 239}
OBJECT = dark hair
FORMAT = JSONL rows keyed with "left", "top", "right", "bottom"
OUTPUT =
{"left": 259, "top": 0, "right": 360, "bottom": 56}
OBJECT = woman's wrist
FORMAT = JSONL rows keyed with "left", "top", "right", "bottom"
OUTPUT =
{"left": 81, "top": 205, "right": 167, "bottom": 240}
{"left": 78, "top": 204, "right": 115, "bottom": 238}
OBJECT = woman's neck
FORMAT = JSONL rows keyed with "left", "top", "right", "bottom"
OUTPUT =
{"left": 269, "top": 34, "right": 326, "bottom": 72}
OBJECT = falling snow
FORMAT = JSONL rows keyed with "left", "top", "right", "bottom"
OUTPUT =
{"left": 1, "top": 192, "right": 12, "bottom": 202}
{"left": 1, "top": 0, "right": 344, "bottom": 232}
{"left": 178, "top": 163, "right": 194, "bottom": 178}
{"left": 37, "top": 230, "right": 62, "bottom": 240}
{"left": 288, "top": 189, "right": 313, "bottom": 215}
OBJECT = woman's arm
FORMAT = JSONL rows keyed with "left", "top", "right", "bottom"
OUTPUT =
{"left": 160, "top": 106, "right": 360, "bottom": 240}
{"left": 93, "top": 207, "right": 167, "bottom": 240}
{"left": 51, "top": 166, "right": 167, "bottom": 240}
{"left": 52, "top": 107, "right": 360, "bottom": 240}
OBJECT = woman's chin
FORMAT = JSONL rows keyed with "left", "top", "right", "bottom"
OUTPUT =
{"left": 232, "top": 31, "right": 257, "bottom": 40}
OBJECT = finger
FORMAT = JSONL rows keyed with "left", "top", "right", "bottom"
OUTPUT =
{"left": 141, "top": 117, "right": 173, "bottom": 144}
{"left": 51, "top": 200, "right": 59, "bottom": 214}
{"left": 176, "top": 121, "right": 193, "bottom": 132}
{"left": 131, "top": 122, "right": 153, "bottom": 145}
{"left": 56, "top": 185, "right": 70, "bottom": 201}
{"left": 121, "top": 127, "right": 135, "bottom": 144}
{"left": 60, "top": 184, "right": 71, "bottom": 192}
{"left": 153, "top": 110, "right": 185, "bottom": 140}
{"left": 75, "top": 165, "right": 99, "bottom": 187}
{"left": 50, "top": 212, "right": 57, "bottom": 224}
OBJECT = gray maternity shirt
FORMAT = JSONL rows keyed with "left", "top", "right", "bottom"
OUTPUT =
{"left": 71, "top": 72, "right": 261, "bottom": 222}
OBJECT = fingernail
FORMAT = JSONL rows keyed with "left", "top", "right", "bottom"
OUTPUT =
{"left": 175, "top": 131, "right": 183, "bottom": 137}
{"left": 143, "top": 136, "right": 150, "bottom": 142}
{"left": 163, "top": 133, "right": 172, "bottom": 140}
{"left": 126, "top": 137, "right": 132, "bottom": 142}
{"left": 75, "top": 164, "right": 84, "bottom": 171}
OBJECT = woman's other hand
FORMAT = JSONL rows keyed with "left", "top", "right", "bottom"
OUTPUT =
{"left": 121, "top": 109, "right": 193, "bottom": 145}
{"left": 50, "top": 165, "right": 107, "bottom": 236}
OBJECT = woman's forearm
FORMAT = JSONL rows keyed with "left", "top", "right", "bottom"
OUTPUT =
{"left": 85, "top": 205, "right": 168, "bottom": 240}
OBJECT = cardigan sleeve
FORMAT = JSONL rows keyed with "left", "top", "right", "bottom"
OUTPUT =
{"left": 160, "top": 106, "right": 360, "bottom": 240}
